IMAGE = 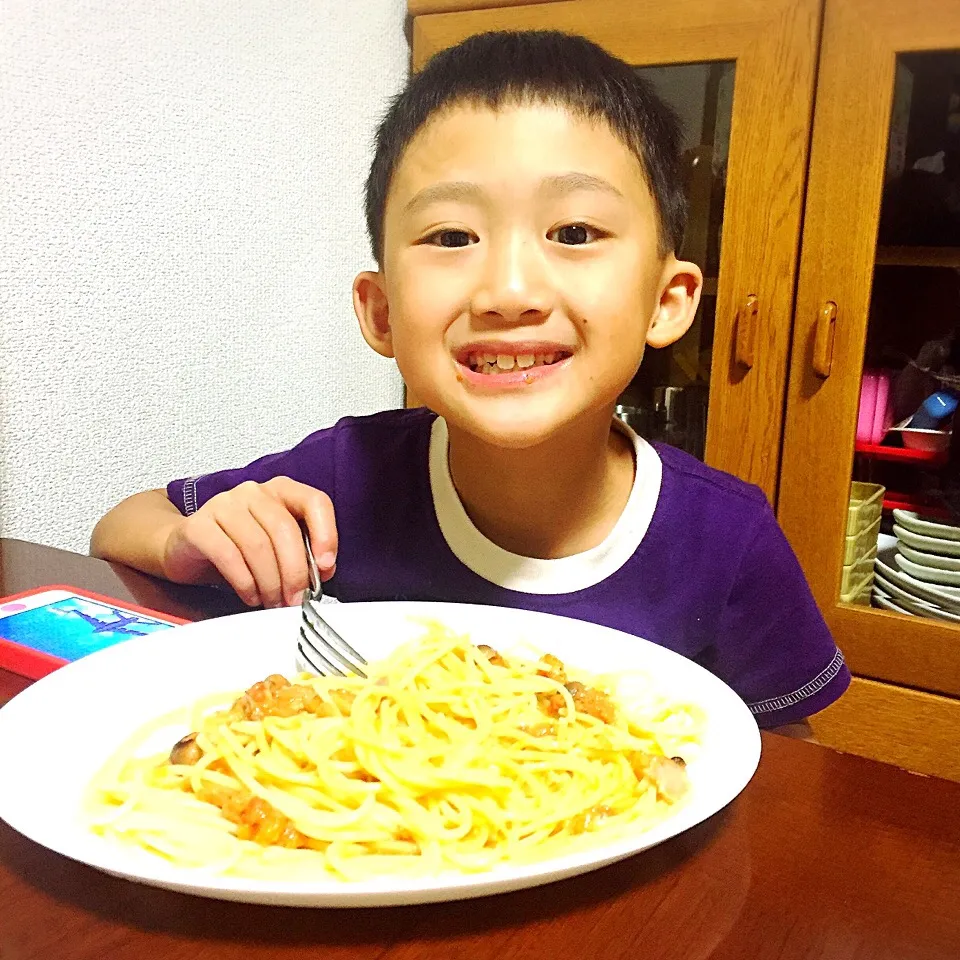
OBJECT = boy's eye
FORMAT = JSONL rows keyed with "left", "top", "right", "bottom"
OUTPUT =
{"left": 424, "top": 229, "right": 476, "bottom": 247}
{"left": 549, "top": 224, "right": 602, "bottom": 245}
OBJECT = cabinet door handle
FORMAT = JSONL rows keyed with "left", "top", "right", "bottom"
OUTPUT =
{"left": 736, "top": 294, "right": 759, "bottom": 369}
{"left": 813, "top": 301, "right": 837, "bottom": 379}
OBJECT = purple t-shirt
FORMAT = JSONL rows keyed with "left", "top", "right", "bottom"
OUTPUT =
{"left": 168, "top": 408, "right": 849, "bottom": 728}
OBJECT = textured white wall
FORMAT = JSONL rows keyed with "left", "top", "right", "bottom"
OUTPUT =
{"left": 1, "top": 0, "right": 408, "bottom": 552}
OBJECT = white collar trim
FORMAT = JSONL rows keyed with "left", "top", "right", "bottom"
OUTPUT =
{"left": 428, "top": 417, "right": 662, "bottom": 595}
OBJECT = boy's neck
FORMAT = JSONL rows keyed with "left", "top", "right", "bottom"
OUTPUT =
{"left": 446, "top": 411, "right": 636, "bottom": 560}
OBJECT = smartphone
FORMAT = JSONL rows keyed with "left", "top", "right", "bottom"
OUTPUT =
{"left": 0, "top": 586, "right": 188, "bottom": 681}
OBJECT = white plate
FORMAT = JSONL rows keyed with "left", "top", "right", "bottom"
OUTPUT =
{"left": 873, "top": 572, "right": 960, "bottom": 622}
{"left": 895, "top": 552, "right": 960, "bottom": 586}
{"left": 874, "top": 571, "right": 926, "bottom": 610}
{"left": 898, "top": 543, "right": 960, "bottom": 572}
{"left": 893, "top": 524, "right": 960, "bottom": 558}
{"left": 0, "top": 602, "right": 760, "bottom": 908}
{"left": 877, "top": 532, "right": 899, "bottom": 554}
{"left": 879, "top": 548, "right": 960, "bottom": 598}
{"left": 893, "top": 509, "right": 960, "bottom": 542}
{"left": 875, "top": 558, "right": 960, "bottom": 616}
{"left": 872, "top": 590, "right": 917, "bottom": 617}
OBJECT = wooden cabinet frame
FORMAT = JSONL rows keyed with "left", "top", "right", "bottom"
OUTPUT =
{"left": 410, "top": 0, "right": 822, "bottom": 501}
{"left": 779, "top": 0, "right": 960, "bottom": 700}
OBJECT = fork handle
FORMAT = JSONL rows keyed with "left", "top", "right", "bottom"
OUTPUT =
{"left": 299, "top": 522, "right": 323, "bottom": 598}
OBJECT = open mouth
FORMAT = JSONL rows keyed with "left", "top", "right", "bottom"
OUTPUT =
{"left": 462, "top": 350, "right": 572, "bottom": 375}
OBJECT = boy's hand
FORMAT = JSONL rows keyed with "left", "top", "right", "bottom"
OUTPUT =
{"left": 162, "top": 477, "right": 338, "bottom": 608}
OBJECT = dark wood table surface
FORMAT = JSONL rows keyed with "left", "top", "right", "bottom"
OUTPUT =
{"left": 1, "top": 538, "right": 958, "bottom": 960}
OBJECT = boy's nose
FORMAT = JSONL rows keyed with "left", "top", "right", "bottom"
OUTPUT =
{"left": 470, "top": 235, "right": 555, "bottom": 323}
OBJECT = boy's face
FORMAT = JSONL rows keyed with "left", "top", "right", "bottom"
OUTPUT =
{"left": 355, "top": 102, "right": 701, "bottom": 449}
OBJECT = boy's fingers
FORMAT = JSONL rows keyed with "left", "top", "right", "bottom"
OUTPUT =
{"left": 266, "top": 478, "right": 339, "bottom": 578}
{"left": 214, "top": 505, "right": 284, "bottom": 609}
{"left": 247, "top": 492, "right": 309, "bottom": 607}
{"left": 303, "top": 496, "right": 338, "bottom": 580}
{"left": 182, "top": 516, "right": 260, "bottom": 606}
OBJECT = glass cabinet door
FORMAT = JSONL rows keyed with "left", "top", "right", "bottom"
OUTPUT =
{"left": 615, "top": 62, "right": 733, "bottom": 463}
{"left": 780, "top": 1, "right": 960, "bottom": 707}
{"left": 412, "top": 0, "right": 822, "bottom": 501}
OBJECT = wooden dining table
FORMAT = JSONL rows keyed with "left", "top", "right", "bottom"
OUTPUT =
{"left": 1, "top": 537, "right": 958, "bottom": 960}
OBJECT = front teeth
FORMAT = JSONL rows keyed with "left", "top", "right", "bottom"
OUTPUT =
{"left": 466, "top": 351, "right": 564, "bottom": 374}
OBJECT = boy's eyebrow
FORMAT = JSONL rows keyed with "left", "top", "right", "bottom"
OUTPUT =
{"left": 403, "top": 173, "right": 625, "bottom": 215}
{"left": 404, "top": 181, "right": 483, "bottom": 215}
{"left": 539, "top": 172, "right": 625, "bottom": 200}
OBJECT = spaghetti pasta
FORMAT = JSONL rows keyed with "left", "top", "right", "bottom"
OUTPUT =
{"left": 88, "top": 622, "right": 703, "bottom": 881}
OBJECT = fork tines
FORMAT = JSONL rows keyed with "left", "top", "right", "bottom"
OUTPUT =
{"left": 298, "top": 599, "right": 368, "bottom": 678}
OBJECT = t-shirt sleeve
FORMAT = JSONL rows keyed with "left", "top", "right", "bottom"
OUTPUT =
{"left": 166, "top": 425, "right": 339, "bottom": 516}
{"left": 713, "top": 500, "right": 850, "bottom": 728}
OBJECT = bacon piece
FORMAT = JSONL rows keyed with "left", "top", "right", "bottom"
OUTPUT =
{"left": 569, "top": 804, "right": 614, "bottom": 835}
{"left": 536, "top": 691, "right": 566, "bottom": 717}
{"left": 628, "top": 752, "right": 688, "bottom": 803}
{"left": 198, "top": 784, "right": 311, "bottom": 848}
{"left": 477, "top": 644, "right": 508, "bottom": 668}
{"left": 228, "top": 674, "right": 336, "bottom": 720}
{"left": 564, "top": 681, "right": 616, "bottom": 724}
{"left": 536, "top": 653, "right": 567, "bottom": 684}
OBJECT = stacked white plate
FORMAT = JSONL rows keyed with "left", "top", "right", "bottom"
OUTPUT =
{"left": 872, "top": 511, "right": 960, "bottom": 622}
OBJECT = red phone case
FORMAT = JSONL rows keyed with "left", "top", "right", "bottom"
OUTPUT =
{"left": 0, "top": 585, "right": 190, "bottom": 681}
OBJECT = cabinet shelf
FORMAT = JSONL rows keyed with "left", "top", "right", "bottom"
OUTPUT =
{"left": 875, "top": 246, "right": 960, "bottom": 268}
{"left": 883, "top": 492, "right": 952, "bottom": 518}
{"left": 854, "top": 440, "right": 949, "bottom": 465}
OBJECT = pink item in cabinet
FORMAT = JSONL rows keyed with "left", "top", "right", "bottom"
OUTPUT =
{"left": 857, "top": 369, "right": 894, "bottom": 444}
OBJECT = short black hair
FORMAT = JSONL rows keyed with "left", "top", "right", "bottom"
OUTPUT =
{"left": 364, "top": 30, "right": 687, "bottom": 264}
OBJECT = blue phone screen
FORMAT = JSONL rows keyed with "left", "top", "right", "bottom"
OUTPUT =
{"left": 0, "top": 597, "right": 175, "bottom": 661}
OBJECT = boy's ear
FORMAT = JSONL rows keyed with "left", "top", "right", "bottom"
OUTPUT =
{"left": 354, "top": 271, "right": 394, "bottom": 358}
{"left": 646, "top": 260, "right": 703, "bottom": 349}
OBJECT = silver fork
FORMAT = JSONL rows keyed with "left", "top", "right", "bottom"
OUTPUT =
{"left": 297, "top": 527, "right": 367, "bottom": 678}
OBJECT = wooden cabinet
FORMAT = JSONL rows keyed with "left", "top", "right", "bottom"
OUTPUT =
{"left": 777, "top": 0, "right": 960, "bottom": 776}
{"left": 407, "top": 0, "right": 960, "bottom": 779}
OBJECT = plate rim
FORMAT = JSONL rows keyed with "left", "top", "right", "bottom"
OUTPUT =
{"left": 897, "top": 542, "right": 960, "bottom": 572}
{"left": 893, "top": 552, "right": 960, "bottom": 586}
{"left": 873, "top": 590, "right": 916, "bottom": 617}
{"left": 893, "top": 523, "right": 960, "bottom": 557}
{"left": 893, "top": 509, "right": 960, "bottom": 542}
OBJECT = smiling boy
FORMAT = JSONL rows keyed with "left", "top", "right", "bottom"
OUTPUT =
{"left": 92, "top": 31, "right": 849, "bottom": 730}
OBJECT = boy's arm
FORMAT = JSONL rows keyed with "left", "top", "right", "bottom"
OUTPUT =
{"left": 90, "top": 488, "right": 185, "bottom": 580}
{"left": 91, "top": 421, "right": 346, "bottom": 605}
{"left": 714, "top": 500, "right": 850, "bottom": 730}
